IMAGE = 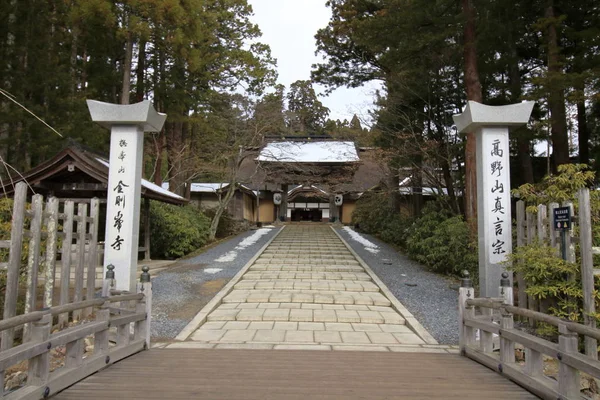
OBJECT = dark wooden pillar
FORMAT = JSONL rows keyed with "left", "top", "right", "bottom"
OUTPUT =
{"left": 280, "top": 184, "right": 288, "bottom": 221}
{"left": 144, "top": 197, "right": 151, "bottom": 261}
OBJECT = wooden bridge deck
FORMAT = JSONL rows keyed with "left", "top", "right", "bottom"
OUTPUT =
{"left": 53, "top": 349, "right": 537, "bottom": 399}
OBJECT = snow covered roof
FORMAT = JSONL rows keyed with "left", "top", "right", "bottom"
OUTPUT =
{"left": 257, "top": 141, "right": 360, "bottom": 163}
{"left": 96, "top": 158, "right": 185, "bottom": 202}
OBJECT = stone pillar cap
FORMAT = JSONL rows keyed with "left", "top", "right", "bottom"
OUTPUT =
{"left": 453, "top": 101, "right": 534, "bottom": 133}
{"left": 87, "top": 100, "right": 167, "bottom": 132}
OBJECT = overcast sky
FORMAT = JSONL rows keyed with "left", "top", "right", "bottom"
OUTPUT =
{"left": 247, "top": 0, "right": 381, "bottom": 126}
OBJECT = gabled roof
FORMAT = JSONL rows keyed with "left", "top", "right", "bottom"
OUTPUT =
{"left": 257, "top": 141, "right": 360, "bottom": 163}
{"left": 1, "top": 145, "right": 186, "bottom": 205}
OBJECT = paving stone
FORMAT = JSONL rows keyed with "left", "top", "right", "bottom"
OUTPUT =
{"left": 388, "top": 346, "right": 447, "bottom": 353}
{"left": 263, "top": 309, "right": 291, "bottom": 321}
{"left": 335, "top": 310, "right": 360, "bottom": 323}
{"left": 380, "top": 312, "right": 405, "bottom": 324}
{"left": 357, "top": 311, "right": 384, "bottom": 324}
{"left": 340, "top": 331, "right": 371, "bottom": 344}
{"left": 301, "top": 303, "right": 322, "bottom": 310}
{"left": 215, "top": 343, "right": 274, "bottom": 350}
{"left": 313, "top": 310, "right": 337, "bottom": 323}
{"left": 220, "top": 330, "right": 258, "bottom": 342}
{"left": 166, "top": 343, "right": 216, "bottom": 349}
{"left": 257, "top": 302, "right": 280, "bottom": 309}
{"left": 253, "top": 329, "right": 286, "bottom": 342}
{"left": 274, "top": 322, "right": 298, "bottom": 330}
{"left": 366, "top": 332, "right": 399, "bottom": 344}
{"left": 279, "top": 302, "right": 301, "bottom": 309}
{"left": 314, "top": 330, "right": 342, "bottom": 343}
{"left": 246, "top": 292, "right": 271, "bottom": 303}
{"left": 332, "top": 345, "right": 389, "bottom": 352}
{"left": 322, "top": 304, "right": 345, "bottom": 310}
{"left": 380, "top": 325, "right": 412, "bottom": 333}
{"left": 393, "top": 333, "right": 426, "bottom": 345}
{"left": 208, "top": 309, "right": 239, "bottom": 321}
{"left": 222, "top": 321, "right": 250, "bottom": 330}
{"left": 199, "top": 321, "right": 227, "bottom": 330}
{"left": 219, "top": 303, "right": 239, "bottom": 309}
{"left": 236, "top": 303, "right": 259, "bottom": 309}
{"left": 285, "top": 330, "right": 314, "bottom": 342}
{"left": 191, "top": 329, "right": 226, "bottom": 342}
{"left": 291, "top": 293, "right": 313, "bottom": 303}
{"left": 236, "top": 309, "right": 265, "bottom": 321}
{"left": 314, "top": 294, "right": 335, "bottom": 304}
{"left": 298, "top": 322, "right": 325, "bottom": 331}
{"left": 269, "top": 293, "right": 293, "bottom": 303}
{"left": 333, "top": 295, "right": 355, "bottom": 305}
{"left": 325, "top": 323, "right": 354, "bottom": 332}
{"left": 351, "top": 323, "right": 382, "bottom": 332}
{"left": 344, "top": 305, "right": 369, "bottom": 311}
{"left": 248, "top": 321, "right": 275, "bottom": 330}
{"left": 274, "top": 345, "right": 331, "bottom": 350}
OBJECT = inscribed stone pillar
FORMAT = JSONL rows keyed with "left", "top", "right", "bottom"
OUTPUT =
{"left": 87, "top": 100, "right": 166, "bottom": 291}
{"left": 453, "top": 101, "right": 534, "bottom": 297}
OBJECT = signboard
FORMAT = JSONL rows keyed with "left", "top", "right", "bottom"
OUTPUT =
{"left": 334, "top": 194, "right": 343, "bottom": 206}
{"left": 273, "top": 193, "right": 282, "bottom": 205}
{"left": 553, "top": 206, "right": 571, "bottom": 230}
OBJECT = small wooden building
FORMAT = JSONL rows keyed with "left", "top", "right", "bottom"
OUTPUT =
{"left": 0, "top": 145, "right": 187, "bottom": 259}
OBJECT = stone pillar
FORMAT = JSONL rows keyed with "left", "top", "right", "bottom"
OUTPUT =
{"left": 87, "top": 100, "right": 166, "bottom": 292}
{"left": 453, "top": 101, "right": 534, "bottom": 297}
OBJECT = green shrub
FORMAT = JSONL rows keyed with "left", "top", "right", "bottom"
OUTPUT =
{"left": 149, "top": 201, "right": 211, "bottom": 259}
{"left": 352, "top": 194, "right": 476, "bottom": 277}
{"left": 202, "top": 208, "right": 239, "bottom": 238}
{"left": 404, "top": 206, "right": 478, "bottom": 277}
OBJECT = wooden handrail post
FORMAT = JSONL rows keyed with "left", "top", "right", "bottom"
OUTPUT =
{"left": 27, "top": 313, "right": 52, "bottom": 387}
{"left": 558, "top": 323, "right": 580, "bottom": 398}
{"left": 499, "top": 309, "right": 515, "bottom": 364}
{"left": 103, "top": 264, "right": 116, "bottom": 297}
{"left": 578, "top": 188, "right": 597, "bottom": 360}
{"left": 136, "top": 266, "right": 152, "bottom": 349}
{"left": 458, "top": 271, "right": 474, "bottom": 355}
{"left": 95, "top": 302, "right": 111, "bottom": 358}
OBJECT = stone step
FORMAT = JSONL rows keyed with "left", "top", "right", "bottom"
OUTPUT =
{"left": 234, "top": 280, "right": 379, "bottom": 292}
{"left": 249, "top": 265, "right": 364, "bottom": 272}
{"left": 257, "top": 254, "right": 355, "bottom": 260}
{"left": 221, "top": 290, "right": 392, "bottom": 307}
{"left": 241, "top": 272, "right": 372, "bottom": 281}
{"left": 261, "top": 250, "right": 350, "bottom": 255}
{"left": 207, "top": 304, "right": 405, "bottom": 325}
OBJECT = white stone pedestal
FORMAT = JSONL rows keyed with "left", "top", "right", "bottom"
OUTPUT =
{"left": 87, "top": 100, "right": 166, "bottom": 291}
{"left": 453, "top": 101, "right": 534, "bottom": 297}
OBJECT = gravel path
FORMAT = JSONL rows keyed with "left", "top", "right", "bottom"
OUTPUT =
{"left": 150, "top": 227, "right": 281, "bottom": 340}
{"left": 335, "top": 227, "right": 459, "bottom": 345}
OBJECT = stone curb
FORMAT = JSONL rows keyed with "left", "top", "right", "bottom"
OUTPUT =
{"left": 330, "top": 226, "right": 439, "bottom": 345}
{"left": 174, "top": 226, "right": 286, "bottom": 341}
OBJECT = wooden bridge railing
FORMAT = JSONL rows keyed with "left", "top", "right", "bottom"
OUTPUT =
{"left": 0, "top": 267, "right": 152, "bottom": 400}
{"left": 459, "top": 272, "right": 600, "bottom": 400}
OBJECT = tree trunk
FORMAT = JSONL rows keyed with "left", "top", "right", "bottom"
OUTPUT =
{"left": 121, "top": 31, "right": 133, "bottom": 105}
{"left": 411, "top": 159, "right": 423, "bottom": 217}
{"left": 136, "top": 39, "right": 146, "bottom": 102}
{"left": 153, "top": 128, "right": 165, "bottom": 186}
{"left": 462, "top": 0, "right": 483, "bottom": 229}
{"left": 545, "top": 2, "right": 570, "bottom": 167}
{"left": 209, "top": 183, "right": 237, "bottom": 241}
{"left": 576, "top": 80, "right": 589, "bottom": 165}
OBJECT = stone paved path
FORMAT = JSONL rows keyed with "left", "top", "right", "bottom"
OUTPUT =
{"left": 168, "top": 225, "right": 457, "bottom": 353}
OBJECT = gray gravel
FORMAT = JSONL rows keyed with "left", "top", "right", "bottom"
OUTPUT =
{"left": 336, "top": 227, "right": 459, "bottom": 345}
{"left": 150, "top": 227, "right": 281, "bottom": 339}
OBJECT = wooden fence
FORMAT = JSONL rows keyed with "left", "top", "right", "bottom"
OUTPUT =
{"left": 0, "top": 181, "right": 152, "bottom": 398}
{"left": 459, "top": 273, "right": 600, "bottom": 400}
{"left": 514, "top": 188, "right": 596, "bottom": 359}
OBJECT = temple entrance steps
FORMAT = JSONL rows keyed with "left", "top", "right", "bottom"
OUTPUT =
{"left": 177, "top": 225, "right": 434, "bottom": 350}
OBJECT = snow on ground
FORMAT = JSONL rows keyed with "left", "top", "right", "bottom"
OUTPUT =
{"left": 215, "top": 228, "right": 272, "bottom": 262}
{"left": 342, "top": 227, "right": 380, "bottom": 254}
{"left": 203, "top": 268, "right": 223, "bottom": 274}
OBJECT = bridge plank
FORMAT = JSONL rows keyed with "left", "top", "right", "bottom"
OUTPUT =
{"left": 54, "top": 349, "right": 537, "bottom": 399}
